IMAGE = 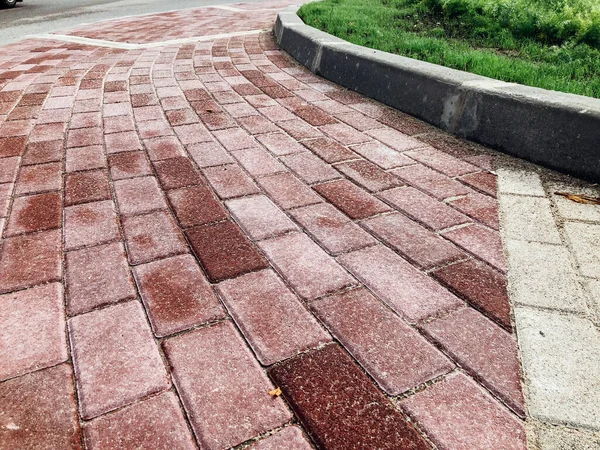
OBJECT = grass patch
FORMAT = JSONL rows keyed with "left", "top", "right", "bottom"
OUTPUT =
{"left": 298, "top": 0, "right": 600, "bottom": 98}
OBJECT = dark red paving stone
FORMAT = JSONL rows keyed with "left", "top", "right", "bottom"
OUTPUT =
{"left": 167, "top": 185, "right": 228, "bottom": 228}
{"left": 279, "top": 152, "right": 340, "bottom": 184}
{"left": 237, "top": 114, "right": 280, "bottom": 134}
{"left": 406, "top": 147, "right": 479, "bottom": 176}
{"left": 231, "top": 145, "right": 286, "bottom": 177}
{"left": 301, "top": 137, "right": 357, "bottom": 163}
{"left": 66, "top": 241, "right": 137, "bottom": 316}
{"left": 269, "top": 344, "right": 432, "bottom": 450}
{"left": 67, "top": 127, "right": 102, "bottom": 148}
{"left": 187, "top": 220, "right": 268, "bottom": 282}
{"left": 289, "top": 202, "right": 376, "bottom": 255}
{"left": 338, "top": 245, "right": 463, "bottom": 323}
{"left": 133, "top": 254, "right": 225, "bottom": 337}
{"left": 259, "top": 232, "right": 356, "bottom": 300}
{"left": 69, "top": 301, "right": 170, "bottom": 419}
{"left": 314, "top": 179, "right": 391, "bottom": 220}
{"left": 377, "top": 111, "right": 435, "bottom": 136}
{"left": 83, "top": 391, "right": 196, "bottom": 450}
{"left": 226, "top": 194, "right": 298, "bottom": 240}
{"left": 361, "top": 212, "right": 467, "bottom": 269}
{"left": 248, "top": 426, "right": 313, "bottom": 450}
{"left": 188, "top": 141, "right": 234, "bottom": 168}
{"left": 0, "top": 136, "right": 27, "bottom": 158}
{"left": 153, "top": 157, "right": 204, "bottom": 190}
{"left": 364, "top": 127, "right": 425, "bottom": 152}
{"left": 401, "top": 373, "right": 527, "bottom": 450}
{"left": 0, "top": 283, "right": 67, "bottom": 381}
{"left": 22, "top": 140, "right": 63, "bottom": 165}
{"left": 173, "top": 123, "right": 213, "bottom": 145}
{"left": 312, "top": 288, "right": 453, "bottom": 395}
{"left": 432, "top": 258, "right": 512, "bottom": 330}
{"left": 0, "top": 229, "right": 62, "bottom": 294}
{"left": 5, "top": 191, "right": 61, "bottom": 236}
{"left": 122, "top": 210, "right": 187, "bottom": 265}
{"left": 15, "top": 162, "right": 62, "bottom": 195}
{"left": 335, "top": 111, "right": 381, "bottom": 132}
{"left": 104, "top": 131, "right": 143, "bottom": 155}
{"left": 0, "top": 157, "right": 19, "bottom": 184}
{"left": 145, "top": 136, "right": 186, "bottom": 160}
{"left": 391, "top": 163, "right": 471, "bottom": 200}
{"left": 448, "top": 190, "right": 500, "bottom": 230}
{"left": 113, "top": 176, "right": 167, "bottom": 216}
{"left": 0, "top": 364, "right": 82, "bottom": 450}
{"left": 458, "top": 170, "right": 497, "bottom": 196}
{"left": 202, "top": 163, "right": 260, "bottom": 199}
{"left": 442, "top": 223, "right": 507, "bottom": 272}
{"left": 66, "top": 145, "right": 106, "bottom": 173}
{"left": 64, "top": 169, "right": 110, "bottom": 206}
{"left": 294, "top": 106, "right": 338, "bottom": 126}
{"left": 379, "top": 186, "right": 471, "bottom": 230}
{"left": 64, "top": 200, "right": 119, "bottom": 250}
{"left": 258, "top": 172, "right": 323, "bottom": 209}
{"left": 217, "top": 269, "right": 331, "bottom": 365}
{"left": 421, "top": 307, "right": 525, "bottom": 416}
{"left": 163, "top": 321, "right": 291, "bottom": 450}
{"left": 108, "top": 151, "right": 152, "bottom": 180}
{"left": 336, "top": 159, "right": 402, "bottom": 192}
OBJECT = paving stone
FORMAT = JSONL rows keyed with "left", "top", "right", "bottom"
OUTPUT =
{"left": 259, "top": 231, "right": 356, "bottom": 300}
{"left": 163, "top": 321, "right": 291, "bottom": 449}
{"left": 401, "top": 373, "right": 527, "bottom": 450}
{"left": 277, "top": 118, "right": 323, "bottom": 140}
{"left": 237, "top": 115, "right": 280, "bottom": 134}
{"left": 336, "top": 111, "right": 381, "bottom": 131}
{"left": 5, "top": 191, "right": 62, "bottom": 236}
{"left": 350, "top": 141, "right": 414, "bottom": 169}
{"left": 122, "top": 210, "right": 187, "bottom": 265}
{"left": 202, "top": 163, "right": 260, "bottom": 199}
{"left": 458, "top": 171, "right": 497, "bottom": 197}
{"left": 312, "top": 288, "right": 453, "bottom": 395}
{"left": 104, "top": 131, "right": 143, "bottom": 154}
{"left": 70, "top": 112, "right": 101, "bottom": 129}
{"left": 0, "top": 136, "right": 27, "bottom": 158}
{"left": 0, "top": 283, "right": 67, "bottom": 381}
{"left": 362, "top": 212, "right": 467, "bottom": 269}
{"left": 188, "top": 141, "right": 234, "bottom": 168}
{"left": 258, "top": 104, "right": 297, "bottom": 122}
{"left": 248, "top": 426, "right": 313, "bottom": 450}
{"left": 64, "top": 169, "right": 110, "bottom": 206}
{"left": 15, "top": 162, "right": 62, "bottom": 195}
{"left": 294, "top": 105, "right": 337, "bottom": 126}
{"left": 145, "top": 136, "right": 186, "bottom": 160}
{"left": 423, "top": 307, "right": 524, "bottom": 415}
{"left": 23, "top": 140, "right": 63, "bottom": 165}
{"left": 83, "top": 391, "right": 196, "bottom": 450}
{"left": 0, "top": 364, "right": 82, "bottom": 450}
{"left": 391, "top": 163, "right": 471, "bottom": 200}
{"left": 167, "top": 184, "right": 227, "bottom": 227}
{"left": 314, "top": 179, "right": 391, "bottom": 220}
{"left": 0, "top": 229, "right": 62, "bottom": 293}
{"left": 499, "top": 195, "right": 561, "bottom": 243}
{"left": 379, "top": 186, "right": 471, "bottom": 230}
{"left": 564, "top": 222, "right": 600, "bottom": 278}
{"left": 65, "top": 241, "right": 136, "bottom": 316}
{"left": 0, "top": 156, "right": 19, "bottom": 183}
{"left": 301, "top": 137, "right": 357, "bottom": 163}
{"left": 64, "top": 200, "right": 119, "bottom": 250}
{"left": 187, "top": 219, "right": 268, "bottom": 282}
{"left": 0, "top": 183, "right": 12, "bottom": 217}
{"left": 69, "top": 301, "right": 170, "bottom": 419}
{"left": 107, "top": 151, "right": 150, "bottom": 180}
{"left": 336, "top": 159, "right": 401, "bottom": 192}
{"left": 364, "top": 127, "right": 424, "bottom": 152}
{"left": 338, "top": 245, "right": 462, "bottom": 322}
{"left": 133, "top": 254, "right": 225, "bottom": 337}
{"left": 269, "top": 344, "right": 431, "bottom": 450}
{"left": 232, "top": 145, "right": 286, "bottom": 177}
{"left": 449, "top": 190, "right": 499, "bottom": 230}
{"left": 67, "top": 127, "right": 103, "bottom": 148}
{"left": 213, "top": 127, "right": 255, "bottom": 151}
{"left": 226, "top": 194, "right": 297, "bottom": 240}
{"left": 171, "top": 123, "right": 212, "bottom": 145}
{"left": 280, "top": 152, "right": 340, "bottom": 184}
{"left": 442, "top": 223, "right": 507, "bottom": 272}
{"left": 138, "top": 119, "right": 174, "bottom": 139}
{"left": 114, "top": 176, "right": 167, "bottom": 216}
{"left": 535, "top": 423, "right": 600, "bottom": 450}
{"left": 496, "top": 166, "right": 545, "bottom": 196}
{"left": 258, "top": 172, "right": 322, "bottom": 209}
{"left": 153, "top": 156, "right": 204, "bottom": 190}
{"left": 406, "top": 147, "right": 479, "bottom": 176}
{"left": 257, "top": 132, "right": 307, "bottom": 156}
{"left": 28, "top": 123, "right": 66, "bottom": 144}
{"left": 66, "top": 145, "right": 106, "bottom": 172}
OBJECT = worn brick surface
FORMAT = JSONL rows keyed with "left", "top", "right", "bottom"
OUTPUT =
{"left": 301, "top": 137, "right": 356, "bottom": 163}
{"left": 66, "top": 145, "right": 106, "bottom": 173}
{"left": 5, "top": 191, "right": 62, "bottom": 236}
{"left": 227, "top": 194, "right": 297, "bottom": 240}
{"left": 248, "top": 426, "right": 313, "bottom": 450}
{"left": 23, "top": 140, "right": 63, "bottom": 166}
{"left": 188, "top": 141, "right": 234, "bottom": 168}
{"left": 280, "top": 151, "right": 340, "bottom": 184}
{"left": 166, "top": 185, "right": 227, "bottom": 227}
{"left": 0, "top": 157, "right": 19, "bottom": 183}
{"left": 314, "top": 179, "right": 390, "bottom": 220}
{"left": 153, "top": 157, "right": 204, "bottom": 190}
{"left": 258, "top": 172, "right": 322, "bottom": 209}
{"left": 406, "top": 147, "right": 479, "bottom": 176}
{"left": 232, "top": 145, "right": 286, "bottom": 177}
{"left": 448, "top": 190, "right": 499, "bottom": 230}
{"left": 442, "top": 223, "right": 507, "bottom": 272}
{"left": 203, "top": 163, "right": 260, "bottom": 199}
{"left": 336, "top": 159, "right": 401, "bottom": 192}
{"left": 15, "top": 162, "right": 61, "bottom": 195}
{"left": 391, "top": 163, "right": 471, "bottom": 200}
{"left": 108, "top": 151, "right": 152, "bottom": 180}
{"left": 114, "top": 176, "right": 167, "bottom": 216}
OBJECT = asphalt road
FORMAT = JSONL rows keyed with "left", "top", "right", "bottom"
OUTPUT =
{"left": 0, "top": 0, "right": 266, "bottom": 45}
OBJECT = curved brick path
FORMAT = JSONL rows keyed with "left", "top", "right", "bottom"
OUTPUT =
{"left": 0, "top": 3, "right": 532, "bottom": 449}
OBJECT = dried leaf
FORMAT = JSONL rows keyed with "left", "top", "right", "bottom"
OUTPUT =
{"left": 555, "top": 192, "right": 600, "bottom": 205}
{"left": 205, "top": 108, "right": 215, "bottom": 113}
{"left": 269, "top": 387, "right": 282, "bottom": 397}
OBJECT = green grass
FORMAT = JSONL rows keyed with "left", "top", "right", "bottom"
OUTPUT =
{"left": 298, "top": 0, "right": 600, "bottom": 98}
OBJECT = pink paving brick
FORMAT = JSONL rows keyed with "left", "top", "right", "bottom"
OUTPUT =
{"left": 70, "top": 112, "right": 101, "bottom": 129}
{"left": 301, "top": 137, "right": 357, "bottom": 163}
{"left": 442, "top": 223, "right": 507, "bottom": 272}
{"left": 0, "top": 183, "right": 12, "bottom": 217}
{"left": 145, "top": 136, "right": 186, "bottom": 160}
{"left": 64, "top": 169, "right": 111, "bottom": 206}
{"left": 391, "top": 163, "right": 471, "bottom": 200}
{"left": 238, "top": 115, "right": 280, "bottom": 134}
{"left": 312, "top": 288, "right": 453, "bottom": 395}
{"left": 314, "top": 179, "right": 391, "bottom": 220}
{"left": 15, "top": 162, "right": 61, "bottom": 195}
{"left": 401, "top": 373, "right": 527, "bottom": 450}
{"left": 65, "top": 242, "right": 137, "bottom": 316}
{"left": 67, "top": 127, "right": 103, "bottom": 148}
{"left": 338, "top": 245, "right": 463, "bottom": 323}
{"left": 108, "top": 151, "right": 152, "bottom": 180}
{"left": 226, "top": 194, "right": 298, "bottom": 240}
{"left": 122, "top": 210, "right": 187, "bottom": 265}
{"left": 277, "top": 118, "right": 323, "bottom": 140}
{"left": 83, "top": 391, "right": 196, "bottom": 450}
{"left": 23, "top": 140, "right": 63, "bottom": 165}
{"left": 294, "top": 106, "right": 338, "bottom": 126}
{"left": 64, "top": 200, "right": 119, "bottom": 250}
{"left": 336, "top": 111, "right": 381, "bottom": 132}
{"left": 365, "top": 127, "right": 424, "bottom": 152}
{"left": 104, "top": 115, "right": 135, "bottom": 134}
{"left": 202, "top": 163, "right": 260, "bottom": 199}
{"left": 211, "top": 128, "right": 256, "bottom": 152}
{"left": 173, "top": 123, "right": 213, "bottom": 145}
{"left": 0, "top": 283, "right": 67, "bottom": 381}
{"left": 66, "top": 145, "right": 106, "bottom": 173}
{"left": 163, "top": 321, "right": 292, "bottom": 449}
{"left": 103, "top": 102, "right": 131, "bottom": 117}
{"left": 256, "top": 131, "right": 307, "bottom": 156}
{"left": 248, "top": 426, "right": 313, "bottom": 450}
{"left": 258, "top": 104, "right": 297, "bottom": 122}
{"left": 319, "top": 122, "right": 370, "bottom": 146}
{"left": 188, "top": 141, "right": 234, "bottom": 168}
{"left": 406, "top": 147, "right": 479, "bottom": 176}
{"left": 113, "top": 176, "right": 167, "bottom": 216}
{"left": 421, "top": 307, "right": 525, "bottom": 416}
{"left": 167, "top": 185, "right": 228, "bottom": 228}
{"left": 0, "top": 156, "right": 19, "bottom": 183}
{"left": 104, "top": 131, "right": 142, "bottom": 154}
{"left": 447, "top": 190, "right": 499, "bottom": 230}
{"left": 133, "top": 254, "right": 225, "bottom": 337}
{"left": 166, "top": 108, "right": 199, "bottom": 127}
{"left": 0, "top": 229, "right": 62, "bottom": 294}
{"left": 259, "top": 231, "right": 356, "bottom": 300}
{"left": 458, "top": 171, "right": 497, "bottom": 197}
{"left": 0, "top": 364, "right": 82, "bottom": 450}
{"left": 379, "top": 186, "right": 471, "bottom": 230}
{"left": 68, "top": 301, "right": 170, "bottom": 419}
{"left": 5, "top": 191, "right": 62, "bottom": 236}
{"left": 289, "top": 202, "right": 376, "bottom": 255}
{"left": 28, "top": 123, "right": 66, "bottom": 143}
{"left": 257, "top": 172, "right": 323, "bottom": 209}
{"left": 336, "top": 159, "right": 402, "bottom": 192}
{"left": 153, "top": 156, "right": 204, "bottom": 190}
{"left": 233, "top": 146, "right": 286, "bottom": 178}
{"left": 280, "top": 151, "right": 340, "bottom": 184}
{"left": 361, "top": 212, "right": 467, "bottom": 269}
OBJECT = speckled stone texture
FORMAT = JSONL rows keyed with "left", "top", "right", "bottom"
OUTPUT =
{"left": 249, "top": 426, "right": 313, "bottom": 449}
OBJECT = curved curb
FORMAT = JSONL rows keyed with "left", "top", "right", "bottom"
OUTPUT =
{"left": 275, "top": 6, "right": 600, "bottom": 183}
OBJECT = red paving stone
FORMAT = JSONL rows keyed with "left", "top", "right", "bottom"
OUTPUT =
{"left": 66, "top": 145, "right": 106, "bottom": 172}
{"left": 114, "top": 176, "right": 167, "bottom": 216}
{"left": 15, "top": 162, "right": 61, "bottom": 195}
{"left": 280, "top": 151, "right": 340, "bottom": 184}
{"left": 336, "top": 159, "right": 402, "bottom": 192}
{"left": 64, "top": 169, "right": 111, "bottom": 206}
{"left": 202, "top": 163, "right": 260, "bottom": 199}
{"left": 64, "top": 200, "right": 120, "bottom": 250}
{"left": 442, "top": 223, "right": 507, "bottom": 272}
{"left": 153, "top": 156, "right": 204, "bottom": 190}
{"left": 258, "top": 172, "right": 322, "bottom": 209}
{"left": 5, "top": 191, "right": 62, "bottom": 236}
{"left": 226, "top": 194, "right": 297, "bottom": 240}
{"left": 108, "top": 151, "right": 152, "bottom": 180}
{"left": 314, "top": 179, "right": 391, "bottom": 220}
{"left": 248, "top": 426, "right": 313, "bottom": 449}
{"left": 167, "top": 185, "right": 228, "bottom": 227}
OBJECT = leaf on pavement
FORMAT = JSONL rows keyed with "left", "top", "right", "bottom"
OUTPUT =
{"left": 269, "top": 387, "right": 282, "bottom": 397}
{"left": 555, "top": 192, "right": 600, "bottom": 205}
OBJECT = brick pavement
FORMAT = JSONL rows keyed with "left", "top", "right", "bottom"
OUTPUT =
{"left": 0, "top": 3, "right": 534, "bottom": 448}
